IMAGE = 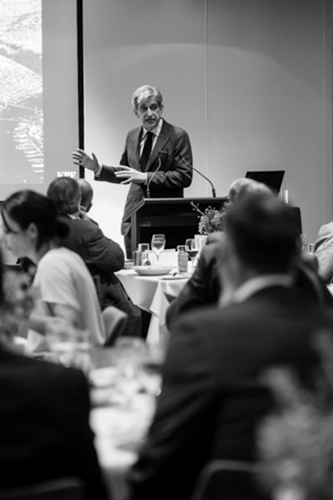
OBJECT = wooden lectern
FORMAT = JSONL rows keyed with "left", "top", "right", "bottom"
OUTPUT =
{"left": 130, "top": 197, "right": 228, "bottom": 255}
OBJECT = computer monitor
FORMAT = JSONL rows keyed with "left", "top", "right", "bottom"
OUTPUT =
{"left": 245, "top": 170, "right": 285, "bottom": 195}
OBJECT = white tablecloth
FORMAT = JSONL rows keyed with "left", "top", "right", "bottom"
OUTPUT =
{"left": 116, "top": 269, "right": 189, "bottom": 344}
{"left": 90, "top": 392, "right": 156, "bottom": 500}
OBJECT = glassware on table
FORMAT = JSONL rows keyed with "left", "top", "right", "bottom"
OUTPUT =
{"left": 46, "top": 324, "right": 92, "bottom": 374}
{"left": 308, "top": 243, "right": 315, "bottom": 254}
{"left": 151, "top": 234, "right": 166, "bottom": 266}
{"left": 300, "top": 233, "right": 307, "bottom": 252}
{"left": 177, "top": 245, "right": 188, "bottom": 273}
{"left": 113, "top": 337, "right": 148, "bottom": 408}
{"left": 185, "top": 238, "right": 200, "bottom": 267}
{"left": 138, "top": 243, "right": 150, "bottom": 265}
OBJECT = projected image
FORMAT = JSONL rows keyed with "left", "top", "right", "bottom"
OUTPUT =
{"left": 0, "top": 0, "right": 43, "bottom": 185}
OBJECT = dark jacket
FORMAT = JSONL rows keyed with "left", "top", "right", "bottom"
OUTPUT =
{"left": 58, "top": 215, "right": 142, "bottom": 337}
{"left": 97, "top": 119, "right": 193, "bottom": 236}
{"left": 0, "top": 347, "right": 107, "bottom": 499}
{"left": 129, "top": 286, "right": 333, "bottom": 500}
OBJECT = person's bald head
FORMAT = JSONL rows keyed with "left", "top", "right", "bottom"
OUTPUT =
{"left": 228, "top": 178, "right": 271, "bottom": 204}
{"left": 78, "top": 179, "right": 94, "bottom": 213}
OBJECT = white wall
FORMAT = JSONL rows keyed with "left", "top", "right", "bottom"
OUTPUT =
{"left": 83, "top": 0, "right": 332, "bottom": 249}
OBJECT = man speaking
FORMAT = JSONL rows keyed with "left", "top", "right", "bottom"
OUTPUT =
{"left": 72, "top": 85, "right": 193, "bottom": 257}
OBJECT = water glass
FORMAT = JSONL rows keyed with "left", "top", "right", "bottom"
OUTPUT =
{"left": 308, "top": 243, "right": 315, "bottom": 254}
{"left": 47, "top": 324, "right": 92, "bottom": 374}
{"left": 138, "top": 243, "right": 150, "bottom": 265}
{"left": 113, "top": 337, "right": 148, "bottom": 408}
{"left": 185, "top": 238, "right": 200, "bottom": 267}
{"left": 151, "top": 234, "right": 166, "bottom": 265}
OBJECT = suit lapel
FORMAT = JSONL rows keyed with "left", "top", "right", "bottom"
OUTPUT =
{"left": 130, "top": 127, "right": 142, "bottom": 167}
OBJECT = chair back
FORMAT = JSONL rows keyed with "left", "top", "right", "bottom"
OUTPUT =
{"left": 190, "top": 460, "right": 271, "bottom": 500}
{"left": 102, "top": 305, "right": 128, "bottom": 346}
{"left": 0, "top": 477, "right": 85, "bottom": 500}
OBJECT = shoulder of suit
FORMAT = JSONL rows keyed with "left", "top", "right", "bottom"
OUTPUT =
{"left": 160, "top": 119, "right": 188, "bottom": 136}
{"left": 318, "top": 222, "right": 333, "bottom": 238}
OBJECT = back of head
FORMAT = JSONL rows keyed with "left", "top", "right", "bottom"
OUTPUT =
{"left": 225, "top": 192, "right": 300, "bottom": 274}
{"left": 47, "top": 176, "right": 81, "bottom": 215}
{"left": 77, "top": 178, "right": 93, "bottom": 212}
{"left": 132, "top": 84, "right": 163, "bottom": 114}
{"left": 1, "top": 190, "right": 69, "bottom": 249}
{"left": 228, "top": 178, "right": 271, "bottom": 204}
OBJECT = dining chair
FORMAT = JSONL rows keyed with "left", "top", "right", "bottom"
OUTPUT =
{"left": 0, "top": 476, "right": 85, "bottom": 500}
{"left": 190, "top": 460, "right": 271, "bottom": 500}
{"left": 102, "top": 305, "right": 128, "bottom": 346}
{"left": 3, "top": 263, "right": 21, "bottom": 273}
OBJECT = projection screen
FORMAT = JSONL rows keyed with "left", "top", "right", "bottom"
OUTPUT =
{"left": 0, "top": 0, "right": 80, "bottom": 200}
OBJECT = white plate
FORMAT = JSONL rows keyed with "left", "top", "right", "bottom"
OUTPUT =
{"left": 133, "top": 266, "right": 172, "bottom": 276}
{"left": 162, "top": 274, "right": 188, "bottom": 280}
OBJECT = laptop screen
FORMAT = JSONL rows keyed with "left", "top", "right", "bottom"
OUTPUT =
{"left": 245, "top": 171, "right": 285, "bottom": 194}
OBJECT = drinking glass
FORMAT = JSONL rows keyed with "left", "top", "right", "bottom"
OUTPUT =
{"left": 138, "top": 243, "right": 150, "bottom": 265}
{"left": 113, "top": 337, "right": 147, "bottom": 408}
{"left": 300, "top": 234, "right": 307, "bottom": 252}
{"left": 185, "top": 238, "right": 200, "bottom": 267}
{"left": 47, "top": 324, "right": 92, "bottom": 374}
{"left": 308, "top": 243, "right": 315, "bottom": 254}
{"left": 151, "top": 234, "right": 166, "bottom": 265}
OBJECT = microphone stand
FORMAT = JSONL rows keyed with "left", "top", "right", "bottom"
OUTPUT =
{"left": 146, "top": 158, "right": 162, "bottom": 198}
{"left": 179, "top": 156, "right": 216, "bottom": 197}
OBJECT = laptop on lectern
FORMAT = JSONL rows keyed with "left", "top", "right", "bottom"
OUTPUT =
{"left": 245, "top": 170, "right": 285, "bottom": 195}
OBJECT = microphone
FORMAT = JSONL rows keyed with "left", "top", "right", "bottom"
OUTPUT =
{"left": 178, "top": 155, "right": 216, "bottom": 197}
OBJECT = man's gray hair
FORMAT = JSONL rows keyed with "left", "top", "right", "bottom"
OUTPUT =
{"left": 131, "top": 85, "right": 163, "bottom": 114}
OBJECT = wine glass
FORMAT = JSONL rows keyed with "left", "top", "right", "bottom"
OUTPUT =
{"left": 185, "top": 238, "right": 200, "bottom": 268}
{"left": 151, "top": 234, "right": 166, "bottom": 266}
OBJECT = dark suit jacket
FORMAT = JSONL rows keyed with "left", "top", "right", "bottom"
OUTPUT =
{"left": 57, "top": 215, "right": 142, "bottom": 337}
{"left": 97, "top": 119, "right": 193, "bottom": 235}
{"left": 166, "top": 234, "right": 333, "bottom": 330}
{"left": 166, "top": 234, "right": 225, "bottom": 329}
{"left": 128, "top": 286, "right": 333, "bottom": 500}
{"left": 0, "top": 347, "right": 107, "bottom": 499}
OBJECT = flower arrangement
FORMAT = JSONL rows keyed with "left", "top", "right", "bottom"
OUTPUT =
{"left": 256, "top": 329, "right": 333, "bottom": 500}
{"left": 0, "top": 270, "right": 35, "bottom": 345}
{"left": 191, "top": 201, "right": 230, "bottom": 235}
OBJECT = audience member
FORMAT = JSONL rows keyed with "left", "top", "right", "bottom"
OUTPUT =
{"left": 47, "top": 176, "right": 142, "bottom": 338}
{"left": 0, "top": 249, "right": 107, "bottom": 498}
{"left": 128, "top": 192, "right": 333, "bottom": 500}
{"left": 167, "top": 179, "right": 333, "bottom": 329}
{"left": 314, "top": 221, "right": 333, "bottom": 283}
{"left": 1, "top": 190, "right": 105, "bottom": 354}
{"left": 78, "top": 178, "right": 94, "bottom": 213}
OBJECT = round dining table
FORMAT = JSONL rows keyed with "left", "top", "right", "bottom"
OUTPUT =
{"left": 116, "top": 268, "right": 190, "bottom": 344}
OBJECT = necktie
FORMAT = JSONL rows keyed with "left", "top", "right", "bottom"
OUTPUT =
{"left": 140, "top": 131, "right": 154, "bottom": 170}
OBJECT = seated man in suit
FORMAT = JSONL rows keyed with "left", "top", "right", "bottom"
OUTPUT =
{"left": 167, "top": 179, "right": 332, "bottom": 330}
{"left": 78, "top": 178, "right": 94, "bottom": 213}
{"left": 0, "top": 252, "right": 107, "bottom": 499}
{"left": 128, "top": 192, "right": 333, "bottom": 500}
{"left": 47, "top": 176, "right": 142, "bottom": 338}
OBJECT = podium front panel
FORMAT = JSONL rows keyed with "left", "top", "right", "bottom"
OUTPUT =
{"left": 130, "top": 197, "right": 228, "bottom": 255}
